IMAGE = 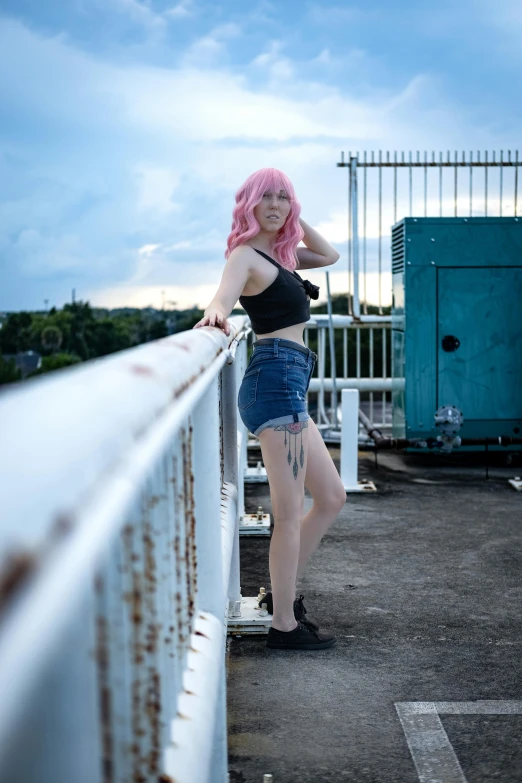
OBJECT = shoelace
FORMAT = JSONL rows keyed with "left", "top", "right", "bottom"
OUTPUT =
{"left": 294, "top": 594, "right": 307, "bottom": 613}
{"left": 297, "top": 619, "right": 320, "bottom": 638}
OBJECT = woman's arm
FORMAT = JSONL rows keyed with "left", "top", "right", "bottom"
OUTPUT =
{"left": 192, "top": 246, "right": 253, "bottom": 336}
{"left": 296, "top": 217, "right": 340, "bottom": 270}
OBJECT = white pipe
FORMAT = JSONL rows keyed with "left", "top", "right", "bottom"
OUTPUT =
{"left": 351, "top": 156, "right": 361, "bottom": 318}
{"left": 309, "top": 378, "right": 399, "bottom": 392}
{"left": 340, "top": 389, "right": 360, "bottom": 492}
{"left": 310, "top": 315, "right": 391, "bottom": 325}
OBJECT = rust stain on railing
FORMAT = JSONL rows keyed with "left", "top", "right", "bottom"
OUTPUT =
{"left": 0, "top": 552, "right": 37, "bottom": 620}
{"left": 181, "top": 422, "right": 197, "bottom": 626}
{"left": 95, "top": 601, "right": 114, "bottom": 783}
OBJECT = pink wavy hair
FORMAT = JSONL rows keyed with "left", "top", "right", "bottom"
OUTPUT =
{"left": 225, "top": 168, "right": 304, "bottom": 271}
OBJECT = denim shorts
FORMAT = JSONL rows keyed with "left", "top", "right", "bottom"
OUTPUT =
{"left": 237, "top": 337, "right": 317, "bottom": 438}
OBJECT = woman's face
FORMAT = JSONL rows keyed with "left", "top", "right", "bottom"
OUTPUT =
{"left": 253, "top": 188, "right": 292, "bottom": 233}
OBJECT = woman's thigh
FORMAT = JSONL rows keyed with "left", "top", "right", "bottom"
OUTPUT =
{"left": 304, "top": 417, "right": 346, "bottom": 511}
{"left": 258, "top": 419, "right": 309, "bottom": 522}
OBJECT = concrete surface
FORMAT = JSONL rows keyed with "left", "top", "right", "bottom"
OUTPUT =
{"left": 226, "top": 446, "right": 522, "bottom": 783}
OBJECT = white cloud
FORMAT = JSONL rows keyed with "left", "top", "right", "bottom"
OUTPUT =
{"left": 475, "top": 0, "right": 522, "bottom": 58}
{"left": 164, "top": 0, "right": 194, "bottom": 19}
{"left": 9, "top": 229, "right": 84, "bottom": 276}
{"left": 313, "top": 48, "right": 332, "bottom": 64}
{"left": 1, "top": 14, "right": 520, "bottom": 311}
{"left": 133, "top": 164, "right": 181, "bottom": 214}
{"left": 179, "top": 22, "right": 241, "bottom": 67}
{"left": 138, "top": 243, "right": 161, "bottom": 255}
{"left": 313, "top": 211, "right": 350, "bottom": 244}
{"left": 87, "top": 282, "right": 214, "bottom": 310}
{"left": 306, "top": 3, "right": 369, "bottom": 25}
{"left": 326, "top": 270, "right": 392, "bottom": 308}
{"left": 211, "top": 22, "right": 242, "bottom": 39}
{"left": 2, "top": 16, "right": 505, "bottom": 150}
{"left": 103, "top": 0, "right": 167, "bottom": 31}
{"left": 164, "top": 240, "right": 194, "bottom": 251}
{"left": 251, "top": 40, "right": 295, "bottom": 80}
{"left": 109, "top": 64, "right": 387, "bottom": 141}
{"left": 180, "top": 36, "right": 224, "bottom": 67}
{"left": 86, "top": 271, "right": 393, "bottom": 310}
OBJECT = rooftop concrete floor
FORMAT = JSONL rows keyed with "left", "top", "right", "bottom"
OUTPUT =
{"left": 226, "top": 445, "right": 522, "bottom": 783}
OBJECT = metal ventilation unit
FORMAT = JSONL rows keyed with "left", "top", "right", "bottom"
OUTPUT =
{"left": 391, "top": 217, "right": 522, "bottom": 452}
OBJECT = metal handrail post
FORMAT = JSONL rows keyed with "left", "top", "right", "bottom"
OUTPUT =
{"left": 350, "top": 156, "right": 361, "bottom": 318}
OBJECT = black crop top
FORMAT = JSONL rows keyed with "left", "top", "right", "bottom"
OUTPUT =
{"left": 239, "top": 248, "right": 320, "bottom": 334}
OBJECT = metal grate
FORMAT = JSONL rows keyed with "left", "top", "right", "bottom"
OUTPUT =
{"left": 391, "top": 221, "right": 405, "bottom": 274}
{"left": 337, "top": 149, "right": 521, "bottom": 316}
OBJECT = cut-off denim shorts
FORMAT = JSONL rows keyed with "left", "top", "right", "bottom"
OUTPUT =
{"left": 237, "top": 337, "right": 317, "bottom": 438}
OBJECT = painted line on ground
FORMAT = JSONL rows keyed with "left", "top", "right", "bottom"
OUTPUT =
{"left": 395, "top": 701, "right": 522, "bottom": 783}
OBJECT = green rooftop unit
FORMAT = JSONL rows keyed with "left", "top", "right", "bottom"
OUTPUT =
{"left": 391, "top": 217, "right": 522, "bottom": 452}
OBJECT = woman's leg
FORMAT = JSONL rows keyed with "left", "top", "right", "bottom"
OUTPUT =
{"left": 296, "top": 416, "right": 347, "bottom": 581}
{"left": 258, "top": 419, "right": 309, "bottom": 631}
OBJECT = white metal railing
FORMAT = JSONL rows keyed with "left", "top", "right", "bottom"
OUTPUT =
{"left": 300, "top": 315, "right": 393, "bottom": 432}
{"left": 0, "top": 316, "right": 251, "bottom": 783}
{"left": 0, "top": 303, "right": 403, "bottom": 782}
{"left": 0, "top": 306, "right": 392, "bottom": 783}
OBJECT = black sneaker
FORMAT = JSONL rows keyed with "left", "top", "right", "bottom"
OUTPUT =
{"left": 257, "top": 592, "right": 319, "bottom": 631}
{"left": 266, "top": 620, "right": 336, "bottom": 650}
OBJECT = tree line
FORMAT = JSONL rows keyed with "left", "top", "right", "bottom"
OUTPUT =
{"left": 0, "top": 300, "right": 201, "bottom": 384}
{"left": 0, "top": 296, "right": 391, "bottom": 385}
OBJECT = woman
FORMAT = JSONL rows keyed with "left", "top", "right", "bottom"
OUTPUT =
{"left": 193, "top": 168, "right": 346, "bottom": 650}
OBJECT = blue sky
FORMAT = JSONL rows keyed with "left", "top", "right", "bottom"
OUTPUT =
{"left": 0, "top": 0, "right": 520, "bottom": 311}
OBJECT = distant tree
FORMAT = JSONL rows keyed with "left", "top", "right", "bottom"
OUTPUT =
{"left": 0, "top": 312, "right": 33, "bottom": 353}
{"left": 62, "top": 301, "right": 93, "bottom": 360}
{"left": 0, "top": 355, "right": 22, "bottom": 385}
{"left": 148, "top": 319, "right": 168, "bottom": 341}
{"left": 89, "top": 318, "right": 132, "bottom": 356}
{"left": 41, "top": 325, "right": 63, "bottom": 354}
{"left": 174, "top": 309, "right": 204, "bottom": 334}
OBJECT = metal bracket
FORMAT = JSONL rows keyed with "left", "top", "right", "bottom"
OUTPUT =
{"left": 227, "top": 596, "right": 272, "bottom": 635}
{"left": 244, "top": 461, "right": 268, "bottom": 483}
{"left": 344, "top": 479, "right": 377, "bottom": 493}
{"left": 239, "top": 508, "right": 271, "bottom": 536}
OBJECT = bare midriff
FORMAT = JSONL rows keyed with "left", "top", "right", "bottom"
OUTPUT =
{"left": 255, "top": 323, "right": 308, "bottom": 346}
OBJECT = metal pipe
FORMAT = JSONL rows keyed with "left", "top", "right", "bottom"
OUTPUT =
{"left": 364, "top": 151, "right": 368, "bottom": 314}
{"left": 359, "top": 408, "right": 522, "bottom": 450}
{"left": 350, "top": 156, "right": 360, "bottom": 317}
{"left": 325, "top": 270, "right": 338, "bottom": 427}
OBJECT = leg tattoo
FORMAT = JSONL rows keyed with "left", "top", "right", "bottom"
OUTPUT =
{"left": 273, "top": 419, "right": 309, "bottom": 480}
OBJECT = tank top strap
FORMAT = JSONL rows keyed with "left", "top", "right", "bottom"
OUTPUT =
{"left": 252, "top": 248, "right": 282, "bottom": 268}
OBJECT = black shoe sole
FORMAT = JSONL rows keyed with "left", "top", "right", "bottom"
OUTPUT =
{"left": 266, "top": 637, "right": 337, "bottom": 650}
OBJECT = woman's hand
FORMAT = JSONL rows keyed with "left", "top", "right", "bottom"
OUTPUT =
{"left": 193, "top": 308, "right": 231, "bottom": 336}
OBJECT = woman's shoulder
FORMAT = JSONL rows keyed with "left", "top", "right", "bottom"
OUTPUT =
{"left": 230, "top": 244, "right": 278, "bottom": 268}
{"left": 228, "top": 243, "right": 258, "bottom": 261}
{"left": 227, "top": 245, "right": 269, "bottom": 283}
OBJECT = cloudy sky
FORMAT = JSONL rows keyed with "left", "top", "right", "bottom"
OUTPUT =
{"left": 0, "top": 0, "right": 520, "bottom": 312}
